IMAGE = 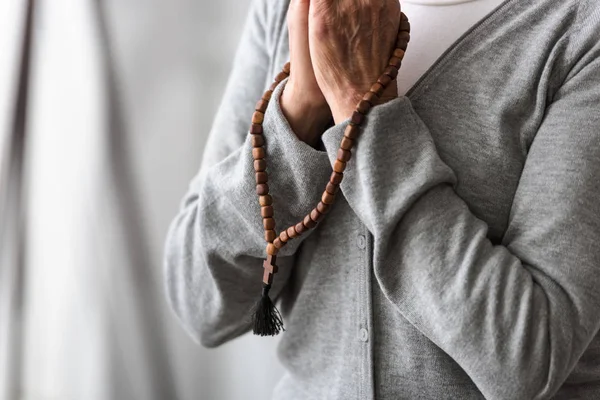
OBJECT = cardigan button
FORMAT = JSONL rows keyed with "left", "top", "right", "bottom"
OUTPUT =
{"left": 357, "top": 234, "right": 366, "bottom": 249}
{"left": 358, "top": 328, "right": 369, "bottom": 342}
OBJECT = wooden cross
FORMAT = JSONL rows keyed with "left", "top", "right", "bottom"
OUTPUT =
{"left": 262, "top": 254, "right": 278, "bottom": 285}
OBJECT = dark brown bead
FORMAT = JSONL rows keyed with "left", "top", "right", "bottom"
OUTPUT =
{"left": 265, "top": 230, "right": 276, "bottom": 243}
{"left": 254, "top": 159, "right": 266, "bottom": 171}
{"left": 273, "top": 238, "right": 286, "bottom": 249}
{"left": 330, "top": 171, "right": 343, "bottom": 184}
{"left": 333, "top": 159, "right": 346, "bottom": 173}
{"left": 261, "top": 205, "right": 274, "bottom": 218}
{"left": 274, "top": 71, "right": 288, "bottom": 83}
{"left": 295, "top": 221, "right": 307, "bottom": 234}
{"left": 262, "top": 90, "right": 273, "bottom": 101}
{"left": 282, "top": 62, "right": 291, "bottom": 74}
{"left": 396, "top": 39, "right": 408, "bottom": 51}
{"left": 252, "top": 147, "right": 265, "bottom": 160}
{"left": 287, "top": 225, "right": 298, "bottom": 239}
{"left": 317, "top": 201, "right": 331, "bottom": 214}
{"left": 326, "top": 181, "right": 339, "bottom": 194}
{"left": 393, "top": 48, "right": 406, "bottom": 59}
{"left": 357, "top": 100, "right": 371, "bottom": 114}
{"left": 370, "top": 83, "right": 385, "bottom": 97}
{"left": 350, "top": 111, "right": 364, "bottom": 125}
{"left": 383, "top": 66, "right": 398, "bottom": 79}
{"left": 250, "top": 124, "right": 263, "bottom": 134}
{"left": 337, "top": 148, "right": 351, "bottom": 162}
{"left": 259, "top": 195, "right": 272, "bottom": 206}
{"left": 310, "top": 208, "right": 324, "bottom": 222}
{"left": 263, "top": 217, "right": 275, "bottom": 230}
{"left": 255, "top": 99, "right": 268, "bottom": 113}
{"left": 252, "top": 111, "right": 264, "bottom": 124}
{"left": 398, "top": 31, "right": 410, "bottom": 43}
{"left": 303, "top": 214, "right": 317, "bottom": 229}
{"left": 389, "top": 57, "right": 402, "bottom": 69}
{"left": 401, "top": 12, "right": 408, "bottom": 21}
{"left": 255, "top": 172, "right": 268, "bottom": 184}
{"left": 400, "top": 20, "right": 410, "bottom": 33}
{"left": 251, "top": 134, "right": 265, "bottom": 147}
{"left": 377, "top": 74, "right": 392, "bottom": 87}
{"left": 279, "top": 230, "right": 289, "bottom": 242}
{"left": 321, "top": 191, "right": 335, "bottom": 205}
{"left": 269, "top": 81, "right": 279, "bottom": 91}
{"left": 363, "top": 91, "right": 379, "bottom": 105}
{"left": 340, "top": 137, "right": 354, "bottom": 151}
{"left": 344, "top": 124, "right": 360, "bottom": 140}
{"left": 266, "top": 242, "right": 278, "bottom": 255}
{"left": 256, "top": 183, "right": 269, "bottom": 195}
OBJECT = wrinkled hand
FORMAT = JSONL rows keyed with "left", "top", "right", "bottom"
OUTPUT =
{"left": 309, "top": 0, "right": 401, "bottom": 123}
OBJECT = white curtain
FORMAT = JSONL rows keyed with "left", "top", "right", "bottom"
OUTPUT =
{"left": 0, "top": 0, "right": 284, "bottom": 399}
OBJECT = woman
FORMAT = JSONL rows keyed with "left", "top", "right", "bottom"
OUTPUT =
{"left": 164, "top": 0, "right": 600, "bottom": 398}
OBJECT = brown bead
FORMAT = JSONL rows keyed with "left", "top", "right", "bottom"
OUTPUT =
{"left": 295, "top": 221, "right": 307, "bottom": 235}
{"left": 322, "top": 190, "right": 335, "bottom": 204}
{"left": 334, "top": 159, "right": 346, "bottom": 173}
{"left": 252, "top": 111, "right": 264, "bottom": 124}
{"left": 398, "top": 31, "right": 410, "bottom": 43}
{"left": 269, "top": 81, "right": 279, "bottom": 91}
{"left": 274, "top": 71, "right": 288, "bottom": 83}
{"left": 263, "top": 217, "right": 275, "bottom": 230}
{"left": 344, "top": 124, "right": 360, "bottom": 140}
{"left": 357, "top": 100, "right": 371, "bottom": 114}
{"left": 262, "top": 90, "right": 273, "bottom": 101}
{"left": 330, "top": 171, "right": 343, "bottom": 184}
{"left": 273, "top": 238, "right": 286, "bottom": 249}
{"left": 250, "top": 124, "right": 263, "bottom": 134}
{"left": 363, "top": 91, "right": 379, "bottom": 105}
{"left": 282, "top": 62, "right": 291, "bottom": 74}
{"left": 279, "top": 230, "right": 289, "bottom": 243}
{"left": 396, "top": 38, "right": 408, "bottom": 51}
{"left": 265, "top": 230, "right": 276, "bottom": 243}
{"left": 261, "top": 205, "right": 274, "bottom": 218}
{"left": 259, "top": 194, "right": 272, "bottom": 206}
{"left": 252, "top": 147, "right": 265, "bottom": 160}
{"left": 251, "top": 134, "right": 265, "bottom": 147}
{"left": 400, "top": 20, "right": 410, "bottom": 33}
{"left": 393, "top": 48, "right": 406, "bottom": 59}
{"left": 255, "top": 172, "right": 267, "bottom": 184}
{"left": 383, "top": 66, "right": 399, "bottom": 79}
{"left": 266, "top": 242, "right": 278, "bottom": 255}
{"left": 377, "top": 74, "right": 392, "bottom": 87}
{"left": 401, "top": 12, "right": 408, "bottom": 21}
{"left": 389, "top": 57, "right": 402, "bottom": 69}
{"left": 317, "top": 201, "right": 330, "bottom": 214}
{"left": 255, "top": 99, "right": 268, "bottom": 113}
{"left": 310, "top": 208, "right": 324, "bottom": 222}
{"left": 254, "top": 159, "right": 266, "bottom": 172}
{"left": 303, "top": 214, "right": 317, "bottom": 229}
{"left": 370, "top": 83, "right": 385, "bottom": 97}
{"left": 326, "top": 181, "right": 339, "bottom": 195}
{"left": 350, "top": 111, "right": 364, "bottom": 125}
{"left": 287, "top": 225, "right": 298, "bottom": 239}
{"left": 256, "top": 183, "right": 269, "bottom": 195}
{"left": 337, "top": 148, "right": 351, "bottom": 162}
{"left": 340, "top": 137, "right": 354, "bottom": 151}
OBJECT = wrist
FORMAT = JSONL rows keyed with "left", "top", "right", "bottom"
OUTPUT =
{"left": 330, "top": 82, "right": 399, "bottom": 124}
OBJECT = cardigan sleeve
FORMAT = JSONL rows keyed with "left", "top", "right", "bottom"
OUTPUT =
{"left": 163, "top": 0, "right": 331, "bottom": 348}
{"left": 319, "top": 47, "right": 600, "bottom": 399}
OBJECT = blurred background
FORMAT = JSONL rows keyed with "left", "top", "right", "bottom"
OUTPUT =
{"left": 0, "top": 0, "right": 284, "bottom": 399}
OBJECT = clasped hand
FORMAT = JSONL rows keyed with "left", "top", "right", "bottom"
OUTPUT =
{"left": 280, "top": 0, "right": 401, "bottom": 147}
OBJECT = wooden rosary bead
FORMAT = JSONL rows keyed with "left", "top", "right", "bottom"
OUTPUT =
{"left": 389, "top": 57, "right": 402, "bottom": 69}
{"left": 400, "top": 20, "right": 410, "bottom": 33}
{"left": 266, "top": 242, "right": 278, "bottom": 255}
{"left": 340, "top": 137, "right": 354, "bottom": 151}
{"left": 357, "top": 100, "right": 371, "bottom": 114}
{"left": 279, "top": 230, "right": 289, "bottom": 243}
{"left": 274, "top": 71, "right": 288, "bottom": 83}
{"left": 265, "top": 230, "right": 276, "bottom": 243}
{"left": 393, "top": 48, "right": 406, "bottom": 59}
{"left": 363, "top": 91, "right": 379, "bottom": 106}
{"left": 401, "top": 12, "right": 408, "bottom": 21}
{"left": 283, "top": 62, "right": 291, "bottom": 74}
{"left": 295, "top": 221, "right": 307, "bottom": 235}
{"left": 255, "top": 172, "right": 268, "bottom": 184}
{"left": 350, "top": 111, "right": 365, "bottom": 125}
{"left": 261, "top": 205, "right": 274, "bottom": 218}
{"left": 263, "top": 217, "right": 275, "bottom": 230}
{"left": 377, "top": 74, "right": 392, "bottom": 87}
{"left": 317, "top": 201, "right": 331, "bottom": 214}
{"left": 396, "top": 38, "right": 409, "bottom": 51}
{"left": 333, "top": 159, "right": 346, "bottom": 173}
{"left": 252, "top": 111, "right": 264, "bottom": 124}
{"left": 269, "top": 81, "right": 279, "bottom": 92}
{"left": 310, "top": 208, "right": 324, "bottom": 222}
{"left": 383, "top": 66, "right": 399, "bottom": 79}
{"left": 254, "top": 159, "right": 266, "bottom": 172}
{"left": 273, "top": 237, "right": 286, "bottom": 249}
{"left": 370, "top": 82, "right": 385, "bottom": 97}
{"left": 251, "top": 134, "right": 265, "bottom": 147}
{"left": 344, "top": 124, "right": 360, "bottom": 140}
{"left": 250, "top": 124, "right": 263, "bottom": 134}
{"left": 252, "top": 147, "right": 265, "bottom": 160}
{"left": 255, "top": 99, "right": 268, "bottom": 113}
{"left": 321, "top": 190, "right": 335, "bottom": 205}
{"left": 303, "top": 214, "right": 317, "bottom": 229}
{"left": 259, "top": 194, "right": 272, "bottom": 206}
{"left": 398, "top": 30, "right": 411, "bottom": 43}
{"left": 262, "top": 90, "right": 273, "bottom": 101}
{"left": 326, "top": 181, "right": 339, "bottom": 195}
{"left": 287, "top": 225, "right": 298, "bottom": 239}
{"left": 256, "top": 183, "right": 269, "bottom": 195}
{"left": 330, "top": 171, "right": 343, "bottom": 184}
{"left": 337, "top": 148, "right": 352, "bottom": 162}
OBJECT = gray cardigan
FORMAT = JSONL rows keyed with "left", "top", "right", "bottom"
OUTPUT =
{"left": 163, "top": 0, "right": 600, "bottom": 398}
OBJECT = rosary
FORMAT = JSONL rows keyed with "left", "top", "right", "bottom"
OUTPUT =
{"left": 249, "top": 12, "right": 411, "bottom": 336}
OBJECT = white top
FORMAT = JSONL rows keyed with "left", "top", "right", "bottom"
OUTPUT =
{"left": 398, "top": 0, "right": 506, "bottom": 95}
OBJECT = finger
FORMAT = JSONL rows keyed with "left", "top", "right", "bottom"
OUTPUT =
{"left": 287, "top": 0, "right": 313, "bottom": 80}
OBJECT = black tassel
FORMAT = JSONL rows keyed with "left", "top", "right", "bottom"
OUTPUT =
{"left": 252, "top": 283, "right": 285, "bottom": 336}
